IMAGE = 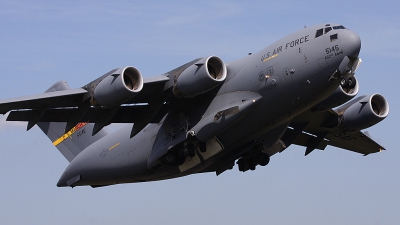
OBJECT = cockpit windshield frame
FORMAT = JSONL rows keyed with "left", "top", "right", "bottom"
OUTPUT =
{"left": 315, "top": 25, "right": 346, "bottom": 38}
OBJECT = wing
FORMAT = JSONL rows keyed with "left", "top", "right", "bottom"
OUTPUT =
{"left": 0, "top": 88, "right": 88, "bottom": 114}
{"left": 0, "top": 56, "right": 224, "bottom": 137}
{"left": 287, "top": 108, "right": 385, "bottom": 156}
{"left": 0, "top": 75, "right": 170, "bottom": 134}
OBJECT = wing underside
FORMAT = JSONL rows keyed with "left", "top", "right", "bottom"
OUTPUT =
{"left": 287, "top": 109, "right": 385, "bottom": 156}
{"left": 6, "top": 104, "right": 170, "bottom": 124}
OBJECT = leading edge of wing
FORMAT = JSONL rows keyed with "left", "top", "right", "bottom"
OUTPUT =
{"left": 0, "top": 88, "right": 87, "bottom": 114}
{"left": 143, "top": 75, "right": 170, "bottom": 84}
{"left": 120, "top": 75, "right": 170, "bottom": 104}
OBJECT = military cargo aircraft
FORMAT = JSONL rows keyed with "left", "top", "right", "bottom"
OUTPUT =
{"left": 0, "top": 23, "right": 389, "bottom": 187}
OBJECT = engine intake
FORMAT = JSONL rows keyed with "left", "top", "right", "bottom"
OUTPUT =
{"left": 91, "top": 66, "right": 143, "bottom": 108}
{"left": 172, "top": 56, "right": 227, "bottom": 98}
{"left": 337, "top": 94, "right": 389, "bottom": 131}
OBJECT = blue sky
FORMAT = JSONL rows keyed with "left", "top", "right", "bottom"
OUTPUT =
{"left": 0, "top": 1, "right": 399, "bottom": 224}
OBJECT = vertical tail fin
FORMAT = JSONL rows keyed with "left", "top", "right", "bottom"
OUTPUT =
{"left": 37, "top": 81, "right": 109, "bottom": 162}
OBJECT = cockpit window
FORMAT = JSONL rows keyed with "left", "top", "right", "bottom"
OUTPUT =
{"left": 315, "top": 28, "right": 323, "bottom": 38}
{"left": 330, "top": 34, "right": 338, "bottom": 42}
{"left": 316, "top": 25, "right": 345, "bottom": 38}
{"left": 325, "top": 27, "right": 332, "bottom": 34}
{"left": 333, "top": 25, "right": 346, "bottom": 30}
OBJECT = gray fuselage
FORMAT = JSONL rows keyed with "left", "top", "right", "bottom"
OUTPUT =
{"left": 57, "top": 23, "right": 361, "bottom": 187}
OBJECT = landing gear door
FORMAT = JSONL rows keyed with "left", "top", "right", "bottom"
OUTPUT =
{"left": 147, "top": 113, "right": 187, "bottom": 169}
{"left": 178, "top": 137, "right": 224, "bottom": 173}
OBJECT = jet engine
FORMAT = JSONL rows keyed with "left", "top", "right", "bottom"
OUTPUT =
{"left": 91, "top": 66, "right": 143, "bottom": 108}
{"left": 172, "top": 56, "right": 227, "bottom": 98}
{"left": 314, "top": 76, "right": 359, "bottom": 111}
{"left": 337, "top": 94, "right": 389, "bottom": 131}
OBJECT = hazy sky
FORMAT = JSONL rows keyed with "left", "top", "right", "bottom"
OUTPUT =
{"left": 0, "top": 1, "right": 399, "bottom": 224}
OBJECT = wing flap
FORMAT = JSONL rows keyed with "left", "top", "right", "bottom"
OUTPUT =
{"left": 7, "top": 104, "right": 170, "bottom": 124}
{"left": 292, "top": 131, "right": 328, "bottom": 151}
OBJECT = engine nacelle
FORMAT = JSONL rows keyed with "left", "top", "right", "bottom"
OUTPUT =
{"left": 337, "top": 94, "right": 389, "bottom": 131}
{"left": 314, "top": 76, "right": 359, "bottom": 111}
{"left": 92, "top": 66, "right": 143, "bottom": 108}
{"left": 172, "top": 56, "right": 227, "bottom": 98}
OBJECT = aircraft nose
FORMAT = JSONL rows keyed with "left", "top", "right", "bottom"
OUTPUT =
{"left": 57, "top": 173, "right": 67, "bottom": 187}
{"left": 57, "top": 158, "right": 82, "bottom": 187}
{"left": 342, "top": 30, "right": 361, "bottom": 58}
